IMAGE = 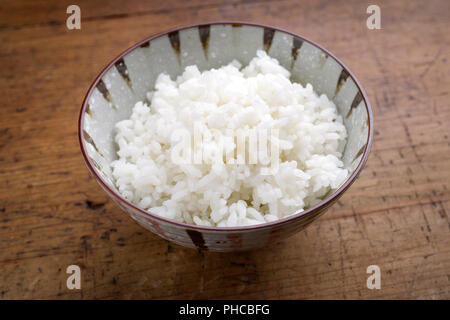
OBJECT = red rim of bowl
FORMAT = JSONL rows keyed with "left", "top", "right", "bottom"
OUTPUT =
{"left": 78, "top": 21, "right": 373, "bottom": 232}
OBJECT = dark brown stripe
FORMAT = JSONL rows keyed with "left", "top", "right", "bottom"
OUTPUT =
{"left": 334, "top": 69, "right": 350, "bottom": 97}
{"left": 352, "top": 144, "right": 366, "bottom": 162}
{"left": 346, "top": 91, "right": 363, "bottom": 118}
{"left": 231, "top": 23, "right": 243, "bottom": 27}
{"left": 290, "top": 37, "right": 303, "bottom": 69}
{"left": 186, "top": 229, "right": 207, "bottom": 250}
{"left": 168, "top": 31, "right": 180, "bottom": 53}
{"left": 96, "top": 79, "right": 112, "bottom": 102}
{"left": 139, "top": 41, "right": 150, "bottom": 48}
{"left": 168, "top": 31, "right": 181, "bottom": 64}
{"left": 114, "top": 58, "right": 132, "bottom": 88}
{"left": 86, "top": 103, "right": 92, "bottom": 116}
{"left": 263, "top": 28, "right": 275, "bottom": 53}
{"left": 337, "top": 69, "right": 350, "bottom": 85}
{"left": 91, "top": 159, "right": 102, "bottom": 171}
{"left": 198, "top": 25, "right": 210, "bottom": 59}
{"left": 83, "top": 129, "right": 103, "bottom": 157}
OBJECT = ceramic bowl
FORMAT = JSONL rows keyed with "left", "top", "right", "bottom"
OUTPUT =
{"left": 78, "top": 22, "right": 373, "bottom": 252}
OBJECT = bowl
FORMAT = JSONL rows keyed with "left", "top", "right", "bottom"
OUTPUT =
{"left": 78, "top": 22, "right": 373, "bottom": 252}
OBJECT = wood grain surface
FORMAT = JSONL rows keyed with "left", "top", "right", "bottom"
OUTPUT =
{"left": 0, "top": 0, "right": 449, "bottom": 299}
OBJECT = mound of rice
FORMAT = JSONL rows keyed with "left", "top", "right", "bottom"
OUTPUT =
{"left": 111, "top": 50, "right": 348, "bottom": 227}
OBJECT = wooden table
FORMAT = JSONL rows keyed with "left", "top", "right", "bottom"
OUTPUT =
{"left": 1, "top": 0, "right": 449, "bottom": 299}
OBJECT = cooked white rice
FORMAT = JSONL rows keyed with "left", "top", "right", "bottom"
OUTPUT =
{"left": 111, "top": 50, "right": 348, "bottom": 227}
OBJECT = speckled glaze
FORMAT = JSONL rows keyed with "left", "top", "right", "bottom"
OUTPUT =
{"left": 79, "top": 22, "right": 373, "bottom": 252}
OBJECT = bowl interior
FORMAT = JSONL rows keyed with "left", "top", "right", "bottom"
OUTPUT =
{"left": 81, "top": 23, "right": 370, "bottom": 217}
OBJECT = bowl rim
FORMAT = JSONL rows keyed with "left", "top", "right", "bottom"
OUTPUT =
{"left": 78, "top": 21, "right": 373, "bottom": 232}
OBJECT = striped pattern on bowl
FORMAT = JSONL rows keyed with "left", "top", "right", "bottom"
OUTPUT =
{"left": 79, "top": 22, "right": 373, "bottom": 252}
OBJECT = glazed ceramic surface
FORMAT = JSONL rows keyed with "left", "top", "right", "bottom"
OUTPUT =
{"left": 79, "top": 22, "right": 373, "bottom": 252}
